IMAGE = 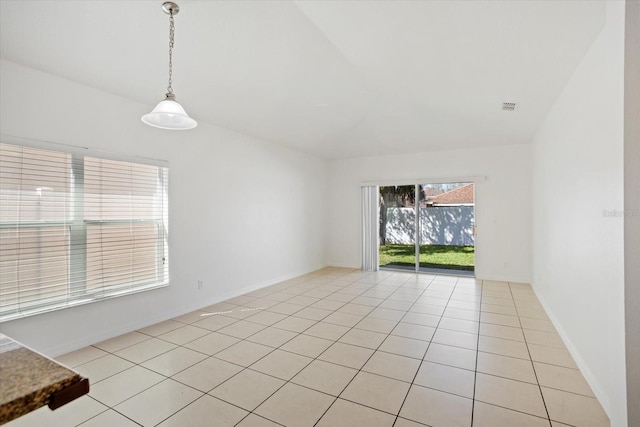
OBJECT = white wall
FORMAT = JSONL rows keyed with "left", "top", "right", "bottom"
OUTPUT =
{"left": 531, "top": 2, "right": 626, "bottom": 425}
{"left": 326, "top": 144, "right": 532, "bottom": 282}
{"left": 0, "top": 60, "right": 327, "bottom": 356}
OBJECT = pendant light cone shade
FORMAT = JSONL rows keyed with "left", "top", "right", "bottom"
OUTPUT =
{"left": 142, "top": 95, "right": 197, "bottom": 130}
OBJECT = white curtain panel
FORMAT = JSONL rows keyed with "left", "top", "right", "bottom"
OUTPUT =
{"left": 361, "top": 186, "right": 379, "bottom": 271}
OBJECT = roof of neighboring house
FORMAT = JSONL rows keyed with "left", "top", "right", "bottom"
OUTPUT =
{"left": 429, "top": 183, "right": 474, "bottom": 205}
{"left": 422, "top": 187, "right": 444, "bottom": 197}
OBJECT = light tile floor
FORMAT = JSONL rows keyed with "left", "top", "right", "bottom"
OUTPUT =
{"left": 7, "top": 268, "right": 610, "bottom": 427}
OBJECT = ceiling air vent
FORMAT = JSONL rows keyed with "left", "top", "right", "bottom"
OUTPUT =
{"left": 502, "top": 102, "right": 519, "bottom": 112}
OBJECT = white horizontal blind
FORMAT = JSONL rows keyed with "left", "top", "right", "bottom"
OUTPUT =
{"left": 0, "top": 143, "right": 169, "bottom": 321}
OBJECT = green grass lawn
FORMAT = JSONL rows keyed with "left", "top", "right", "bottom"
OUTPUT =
{"left": 379, "top": 244, "right": 475, "bottom": 271}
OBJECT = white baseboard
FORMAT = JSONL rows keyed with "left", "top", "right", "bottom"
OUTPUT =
{"left": 531, "top": 288, "right": 611, "bottom": 419}
{"left": 326, "top": 261, "right": 360, "bottom": 269}
{"left": 326, "top": 262, "right": 531, "bottom": 284}
{"left": 49, "top": 265, "right": 325, "bottom": 357}
{"left": 474, "top": 273, "right": 532, "bottom": 284}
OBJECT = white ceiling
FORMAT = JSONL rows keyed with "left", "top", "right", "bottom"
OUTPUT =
{"left": 0, "top": 1, "right": 605, "bottom": 159}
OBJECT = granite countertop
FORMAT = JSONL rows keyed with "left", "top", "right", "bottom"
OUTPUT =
{"left": 0, "top": 333, "right": 89, "bottom": 425}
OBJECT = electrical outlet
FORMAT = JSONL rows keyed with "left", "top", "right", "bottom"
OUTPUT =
{"left": 197, "top": 280, "right": 203, "bottom": 290}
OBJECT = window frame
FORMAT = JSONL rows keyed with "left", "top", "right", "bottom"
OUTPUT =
{"left": 0, "top": 136, "right": 169, "bottom": 322}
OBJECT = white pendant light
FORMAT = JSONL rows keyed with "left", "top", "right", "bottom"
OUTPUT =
{"left": 142, "top": 2, "right": 197, "bottom": 130}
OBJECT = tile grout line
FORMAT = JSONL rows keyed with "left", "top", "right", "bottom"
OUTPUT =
{"left": 509, "top": 281, "right": 554, "bottom": 427}
{"left": 222, "top": 271, "right": 367, "bottom": 427}
{"left": 470, "top": 277, "right": 484, "bottom": 427}
{"left": 80, "top": 283, "right": 325, "bottom": 425}
{"left": 275, "top": 277, "right": 583, "bottom": 421}
{"left": 88, "top": 276, "right": 446, "bottom": 416}
{"left": 61, "top": 269, "right": 359, "bottom": 426}
{"left": 308, "top": 272, "right": 434, "bottom": 427}
{"left": 392, "top": 274, "right": 461, "bottom": 426}
{"left": 207, "top": 271, "right": 378, "bottom": 426}
{"left": 181, "top": 271, "right": 358, "bottom": 427}
{"left": 251, "top": 270, "right": 405, "bottom": 426}
{"left": 62, "top": 269, "right": 579, "bottom": 427}
{"left": 74, "top": 350, "right": 204, "bottom": 426}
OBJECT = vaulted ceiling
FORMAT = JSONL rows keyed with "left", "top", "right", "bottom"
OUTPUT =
{"left": 0, "top": 1, "right": 605, "bottom": 159}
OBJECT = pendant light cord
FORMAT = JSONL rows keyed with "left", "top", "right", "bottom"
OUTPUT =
{"left": 167, "top": 12, "right": 175, "bottom": 96}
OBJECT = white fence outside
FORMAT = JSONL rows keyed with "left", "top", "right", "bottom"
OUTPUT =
{"left": 384, "top": 207, "right": 474, "bottom": 246}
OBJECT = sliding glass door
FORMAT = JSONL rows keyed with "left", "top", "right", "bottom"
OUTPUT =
{"left": 379, "top": 185, "right": 417, "bottom": 271}
{"left": 378, "top": 182, "right": 475, "bottom": 275}
{"left": 417, "top": 183, "right": 475, "bottom": 274}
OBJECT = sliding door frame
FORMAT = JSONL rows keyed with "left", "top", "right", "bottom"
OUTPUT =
{"left": 365, "top": 176, "right": 484, "bottom": 274}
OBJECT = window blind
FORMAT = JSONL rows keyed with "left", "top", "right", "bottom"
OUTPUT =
{"left": 0, "top": 143, "right": 169, "bottom": 321}
{"left": 361, "top": 186, "right": 379, "bottom": 271}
